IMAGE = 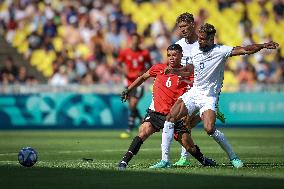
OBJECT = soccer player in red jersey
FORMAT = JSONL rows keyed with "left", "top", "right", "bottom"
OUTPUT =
{"left": 117, "top": 33, "right": 152, "bottom": 138}
{"left": 118, "top": 44, "right": 216, "bottom": 170}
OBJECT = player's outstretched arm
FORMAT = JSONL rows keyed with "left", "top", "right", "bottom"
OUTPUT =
{"left": 231, "top": 41, "right": 279, "bottom": 56}
{"left": 164, "top": 64, "right": 194, "bottom": 77}
{"left": 121, "top": 71, "right": 151, "bottom": 102}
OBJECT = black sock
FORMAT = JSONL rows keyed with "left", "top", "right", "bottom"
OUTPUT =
{"left": 134, "top": 108, "right": 142, "bottom": 120}
{"left": 128, "top": 110, "right": 135, "bottom": 131}
{"left": 121, "top": 136, "right": 143, "bottom": 164}
{"left": 189, "top": 145, "right": 205, "bottom": 165}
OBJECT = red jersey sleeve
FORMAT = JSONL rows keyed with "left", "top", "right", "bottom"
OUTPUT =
{"left": 117, "top": 49, "right": 126, "bottom": 63}
{"left": 149, "top": 64, "right": 165, "bottom": 77}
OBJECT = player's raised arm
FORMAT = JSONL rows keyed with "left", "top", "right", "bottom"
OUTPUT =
{"left": 231, "top": 41, "right": 279, "bottom": 56}
{"left": 121, "top": 70, "right": 151, "bottom": 102}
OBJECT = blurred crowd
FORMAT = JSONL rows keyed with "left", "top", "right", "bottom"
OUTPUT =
{"left": 0, "top": 0, "right": 284, "bottom": 91}
{"left": 0, "top": 56, "right": 38, "bottom": 84}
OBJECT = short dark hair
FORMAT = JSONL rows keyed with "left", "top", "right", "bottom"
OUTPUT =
{"left": 176, "top": 12, "right": 194, "bottom": 24}
{"left": 199, "top": 23, "right": 216, "bottom": 37}
{"left": 167, "top": 44, "right": 183, "bottom": 53}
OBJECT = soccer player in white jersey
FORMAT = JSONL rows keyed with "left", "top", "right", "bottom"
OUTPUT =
{"left": 150, "top": 13, "right": 225, "bottom": 168}
{"left": 162, "top": 23, "right": 279, "bottom": 168}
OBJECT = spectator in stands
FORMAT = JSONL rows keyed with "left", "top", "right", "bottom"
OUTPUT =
{"left": 195, "top": 9, "right": 208, "bottom": 31}
{"left": 49, "top": 65, "right": 69, "bottom": 86}
{"left": 78, "top": 13, "right": 95, "bottom": 50}
{"left": 273, "top": 0, "right": 284, "bottom": 22}
{"left": 17, "top": 66, "right": 28, "bottom": 83}
{"left": 122, "top": 14, "right": 137, "bottom": 35}
{"left": 80, "top": 71, "right": 99, "bottom": 85}
{"left": 65, "top": 59, "right": 77, "bottom": 83}
{"left": 237, "top": 63, "right": 257, "bottom": 90}
{"left": 43, "top": 18, "right": 57, "bottom": 38}
{"left": 105, "top": 20, "right": 127, "bottom": 57}
{"left": 0, "top": 0, "right": 283, "bottom": 88}
{"left": 92, "top": 43, "right": 107, "bottom": 65}
{"left": 27, "top": 31, "right": 42, "bottom": 51}
{"left": 75, "top": 54, "right": 88, "bottom": 77}
{"left": 239, "top": 5, "right": 253, "bottom": 38}
{"left": 151, "top": 16, "right": 168, "bottom": 38}
{"left": 25, "top": 76, "right": 38, "bottom": 85}
{"left": 0, "top": 56, "right": 18, "bottom": 78}
{"left": 217, "top": 0, "right": 234, "bottom": 11}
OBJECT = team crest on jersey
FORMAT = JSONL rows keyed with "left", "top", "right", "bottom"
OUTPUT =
{"left": 127, "top": 55, "right": 132, "bottom": 60}
{"left": 138, "top": 56, "right": 144, "bottom": 62}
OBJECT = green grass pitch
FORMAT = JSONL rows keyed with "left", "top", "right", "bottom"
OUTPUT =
{"left": 0, "top": 128, "right": 283, "bottom": 189}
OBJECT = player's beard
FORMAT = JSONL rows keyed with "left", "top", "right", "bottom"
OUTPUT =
{"left": 199, "top": 44, "right": 215, "bottom": 52}
{"left": 199, "top": 45, "right": 208, "bottom": 52}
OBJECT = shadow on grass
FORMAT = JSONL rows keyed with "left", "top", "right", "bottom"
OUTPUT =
{"left": 244, "top": 162, "right": 284, "bottom": 168}
{"left": 218, "top": 162, "right": 284, "bottom": 168}
{"left": 0, "top": 165, "right": 283, "bottom": 189}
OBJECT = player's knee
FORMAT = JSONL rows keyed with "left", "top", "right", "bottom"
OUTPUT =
{"left": 204, "top": 125, "right": 215, "bottom": 135}
{"left": 166, "top": 113, "right": 177, "bottom": 122}
{"left": 203, "top": 117, "right": 215, "bottom": 133}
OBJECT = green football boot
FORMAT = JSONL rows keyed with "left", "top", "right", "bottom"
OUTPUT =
{"left": 173, "top": 157, "right": 191, "bottom": 167}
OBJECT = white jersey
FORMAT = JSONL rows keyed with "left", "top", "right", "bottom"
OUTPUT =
{"left": 175, "top": 38, "right": 198, "bottom": 66}
{"left": 190, "top": 44, "right": 233, "bottom": 96}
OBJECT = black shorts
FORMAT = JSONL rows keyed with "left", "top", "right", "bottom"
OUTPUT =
{"left": 143, "top": 109, "right": 190, "bottom": 137}
{"left": 128, "top": 86, "right": 144, "bottom": 99}
{"left": 143, "top": 109, "right": 166, "bottom": 132}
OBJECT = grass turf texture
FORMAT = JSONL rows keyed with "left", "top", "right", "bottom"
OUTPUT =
{"left": 0, "top": 128, "right": 283, "bottom": 189}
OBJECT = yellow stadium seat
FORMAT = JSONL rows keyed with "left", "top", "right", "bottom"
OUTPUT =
{"left": 17, "top": 40, "right": 29, "bottom": 54}
{"left": 57, "top": 26, "right": 65, "bottom": 37}
{"left": 12, "top": 30, "right": 27, "bottom": 48}
{"left": 30, "top": 49, "right": 45, "bottom": 66}
{"left": 52, "top": 37, "right": 63, "bottom": 52}
{"left": 76, "top": 43, "right": 91, "bottom": 60}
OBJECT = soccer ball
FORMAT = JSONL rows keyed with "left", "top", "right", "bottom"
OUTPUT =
{"left": 18, "top": 147, "right": 38, "bottom": 167}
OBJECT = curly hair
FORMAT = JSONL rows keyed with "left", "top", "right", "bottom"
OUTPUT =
{"left": 167, "top": 44, "right": 183, "bottom": 53}
{"left": 199, "top": 23, "right": 216, "bottom": 36}
{"left": 176, "top": 12, "right": 194, "bottom": 24}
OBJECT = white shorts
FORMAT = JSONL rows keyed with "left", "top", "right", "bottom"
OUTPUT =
{"left": 179, "top": 88, "right": 218, "bottom": 116}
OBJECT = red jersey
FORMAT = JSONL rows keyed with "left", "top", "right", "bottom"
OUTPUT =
{"left": 118, "top": 48, "right": 151, "bottom": 86}
{"left": 148, "top": 63, "right": 194, "bottom": 115}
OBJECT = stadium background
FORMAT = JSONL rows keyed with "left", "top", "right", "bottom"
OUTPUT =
{"left": 0, "top": 0, "right": 284, "bottom": 128}
{"left": 0, "top": 1, "right": 284, "bottom": 189}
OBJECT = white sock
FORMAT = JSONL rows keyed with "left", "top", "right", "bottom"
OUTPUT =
{"left": 210, "top": 129, "right": 237, "bottom": 160}
{"left": 161, "top": 121, "right": 174, "bottom": 162}
{"left": 180, "top": 146, "right": 189, "bottom": 159}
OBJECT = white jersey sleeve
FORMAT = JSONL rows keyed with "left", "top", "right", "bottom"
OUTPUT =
{"left": 219, "top": 45, "right": 233, "bottom": 58}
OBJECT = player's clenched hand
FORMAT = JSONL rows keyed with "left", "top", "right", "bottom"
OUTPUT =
{"left": 178, "top": 76, "right": 193, "bottom": 85}
{"left": 264, "top": 41, "right": 279, "bottom": 49}
{"left": 121, "top": 89, "right": 129, "bottom": 103}
{"left": 164, "top": 67, "right": 172, "bottom": 75}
